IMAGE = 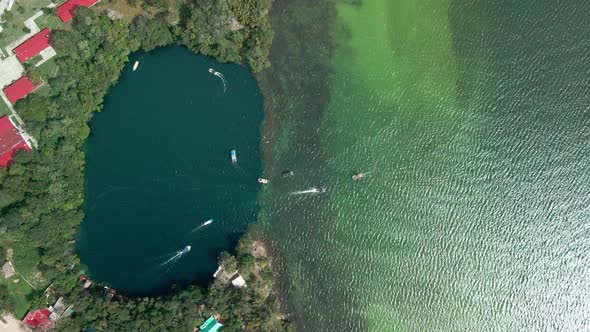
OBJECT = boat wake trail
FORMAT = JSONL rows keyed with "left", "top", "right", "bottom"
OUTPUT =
{"left": 209, "top": 68, "right": 227, "bottom": 93}
{"left": 158, "top": 245, "right": 191, "bottom": 267}
{"left": 290, "top": 187, "right": 325, "bottom": 195}
{"left": 189, "top": 219, "right": 213, "bottom": 234}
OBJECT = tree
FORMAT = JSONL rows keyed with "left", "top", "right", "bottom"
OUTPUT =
{"left": 3, "top": 11, "right": 13, "bottom": 21}
{"left": 27, "top": 67, "right": 42, "bottom": 85}
{"left": 236, "top": 234, "right": 253, "bottom": 256}
{"left": 0, "top": 285, "right": 14, "bottom": 315}
{"left": 239, "top": 254, "right": 255, "bottom": 274}
{"left": 0, "top": 3, "right": 283, "bottom": 330}
{"left": 130, "top": 15, "right": 173, "bottom": 51}
{"left": 218, "top": 251, "right": 237, "bottom": 272}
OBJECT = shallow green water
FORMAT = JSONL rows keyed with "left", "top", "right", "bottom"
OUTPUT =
{"left": 262, "top": 0, "right": 590, "bottom": 330}
{"left": 77, "top": 46, "right": 263, "bottom": 296}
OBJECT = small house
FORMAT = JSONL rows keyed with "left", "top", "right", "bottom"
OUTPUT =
{"left": 0, "top": 116, "right": 31, "bottom": 167}
{"left": 58, "top": 0, "right": 101, "bottom": 22}
{"left": 12, "top": 28, "right": 52, "bottom": 63}
{"left": 230, "top": 274, "right": 247, "bottom": 288}
{"left": 197, "top": 316, "right": 223, "bottom": 332}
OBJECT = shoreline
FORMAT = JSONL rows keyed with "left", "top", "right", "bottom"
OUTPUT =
{"left": 251, "top": 0, "right": 342, "bottom": 329}
{"left": 0, "top": 1, "right": 290, "bottom": 330}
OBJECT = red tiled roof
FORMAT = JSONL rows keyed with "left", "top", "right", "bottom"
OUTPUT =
{"left": 3, "top": 76, "right": 43, "bottom": 104}
{"left": 23, "top": 308, "right": 51, "bottom": 328}
{"left": 0, "top": 116, "right": 31, "bottom": 167}
{"left": 13, "top": 28, "right": 52, "bottom": 63}
{"left": 58, "top": 0, "right": 101, "bottom": 22}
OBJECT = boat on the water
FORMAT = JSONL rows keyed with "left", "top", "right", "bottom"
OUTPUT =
{"left": 203, "top": 219, "right": 213, "bottom": 226}
{"left": 352, "top": 173, "right": 365, "bottom": 180}
{"left": 230, "top": 149, "right": 237, "bottom": 163}
{"left": 181, "top": 245, "right": 191, "bottom": 254}
{"left": 282, "top": 170, "right": 294, "bottom": 178}
{"left": 311, "top": 187, "right": 325, "bottom": 193}
{"left": 133, "top": 61, "right": 139, "bottom": 71}
{"left": 208, "top": 68, "right": 227, "bottom": 92}
{"left": 258, "top": 178, "right": 269, "bottom": 184}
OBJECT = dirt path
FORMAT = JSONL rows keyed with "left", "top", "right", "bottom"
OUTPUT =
{"left": 0, "top": 314, "right": 27, "bottom": 332}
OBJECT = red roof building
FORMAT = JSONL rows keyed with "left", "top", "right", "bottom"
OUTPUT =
{"left": 23, "top": 308, "right": 53, "bottom": 330}
{"left": 0, "top": 116, "right": 31, "bottom": 167}
{"left": 3, "top": 76, "right": 43, "bottom": 104}
{"left": 13, "top": 28, "right": 52, "bottom": 63}
{"left": 58, "top": 0, "right": 101, "bottom": 22}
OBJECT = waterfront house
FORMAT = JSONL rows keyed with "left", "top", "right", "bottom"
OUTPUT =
{"left": 230, "top": 273, "right": 247, "bottom": 288}
{"left": 79, "top": 274, "right": 93, "bottom": 289}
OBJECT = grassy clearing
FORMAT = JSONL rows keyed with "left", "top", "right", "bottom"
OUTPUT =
{"left": 95, "top": 0, "right": 153, "bottom": 21}
{"left": 0, "top": 99, "right": 11, "bottom": 117}
{"left": 0, "top": 237, "right": 45, "bottom": 318}
{"left": 10, "top": 241, "right": 46, "bottom": 289}
{"left": 0, "top": 0, "right": 51, "bottom": 54}
{"left": 34, "top": 9, "right": 64, "bottom": 30}
{"left": 0, "top": 276, "right": 37, "bottom": 318}
{"left": 94, "top": 0, "right": 180, "bottom": 23}
{"left": 37, "top": 56, "right": 58, "bottom": 77}
{"left": 34, "top": 56, "right": 59, "bottom": 97}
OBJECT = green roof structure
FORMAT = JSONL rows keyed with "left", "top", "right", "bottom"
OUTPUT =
{"left": 200, "top": 316, "right": 223, "bottom": 332}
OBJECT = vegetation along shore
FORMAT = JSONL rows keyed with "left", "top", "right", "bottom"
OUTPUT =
{"left": 0, "top": 0, "right": 290, "bottom": 330}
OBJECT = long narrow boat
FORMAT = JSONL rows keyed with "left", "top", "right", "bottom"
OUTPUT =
{"left": 352, "top": 173, "right": 365, "bottom": 180}
{"left": 230, "top": 149, "right": 237, "bottom": 163}
{"left": 133, "top": 61, "right": 139, "bottom": 71}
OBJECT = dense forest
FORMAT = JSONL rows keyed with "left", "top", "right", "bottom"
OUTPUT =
{"left": 0, "top": 0, "right": 284, "bottom": 330}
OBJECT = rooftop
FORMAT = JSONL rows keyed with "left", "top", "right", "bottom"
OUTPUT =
{"left": 13, "top": 28, "right": 52, "bottom": 63}
{"left": 0, "top": 116, "right": 31, "bottom": 167}
{"left": 58, "top": 0, "right": 101, "bottom": 23}
{"left": 23, "top": 308, "right": 52, "bottom": 329}
{"left": 199, "top": 316, "right": 223, "bottom": 332}
{"left": 230, "top": 274, "right": 247, "bottom": 288}
{"left": 3, "top": 76, "right": 42, "bottom": 104}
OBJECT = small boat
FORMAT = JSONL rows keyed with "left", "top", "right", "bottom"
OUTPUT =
{"left": 230, "top": 149, "right": 237, "bottom": 163}
{"left": 311, "top": 187, "right": 325, "bottom": 193}
{"left": 203, "top": 219, "right": 213, "bottom": 226}
{"left": 352, "top": 173, "right": 365, "bottom": 180}
{"left": 282, "top": 170, "right": 294, "bottom": 178}
{"left": 208, "top": 68, "right": 227, "bottom": 92}
{"left": 181, "top": 245, "right": 191, "bottom": 254}
{"left": 132, "top": 61, "right": 139, "bottom": 71}
{"left": 258, "top": 178, "right": 269, "bottom": 184}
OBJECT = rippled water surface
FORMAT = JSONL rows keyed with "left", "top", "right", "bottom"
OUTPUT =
{"left": 260, "top": 0, "right": 590, "bottom": 330}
